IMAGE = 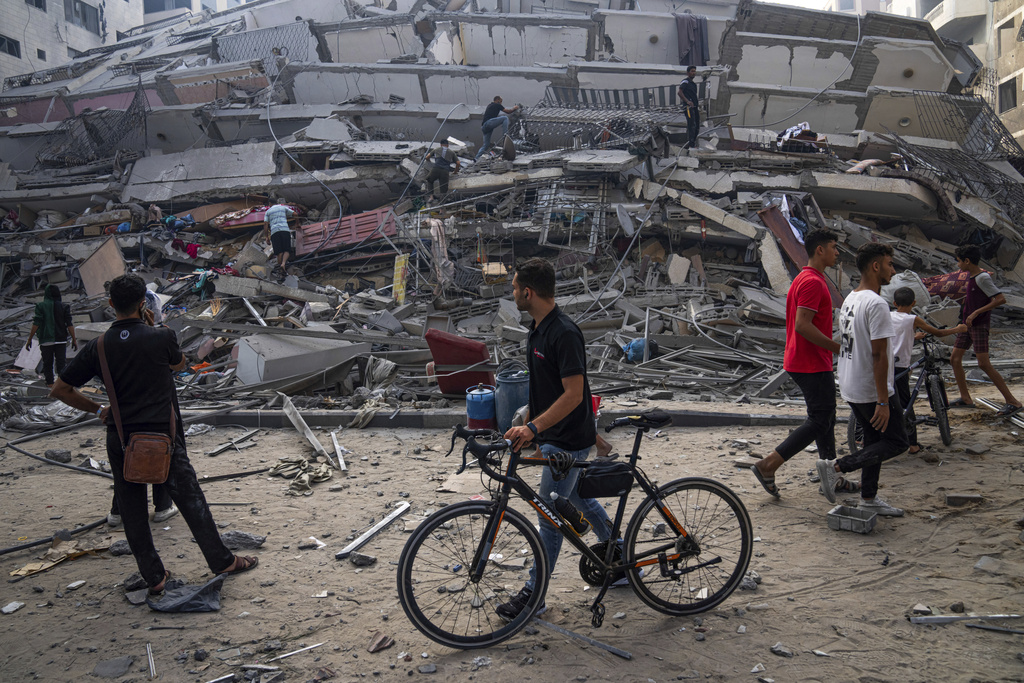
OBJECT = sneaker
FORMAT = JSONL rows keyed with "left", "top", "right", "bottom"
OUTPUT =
{"left": 816, "top": 459, "right": 840, "bottom": 504}
{"left": 495, "top": 587, "right": 546, "bottom": 622}
{"left": 152, "top": 505, "right": 179, "bottom": 523}
{"left": 859, "top": 497, "right": 904, "bottom": 517}
{"left": 107, "top": 513, "right": 122, "bottom": 527}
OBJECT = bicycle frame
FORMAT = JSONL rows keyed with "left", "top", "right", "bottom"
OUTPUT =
{"left": 893, "top": 338, "right": 946, "bottom": 419}
{"left": 467, "top": 427, "right": 696, "bottom": 587}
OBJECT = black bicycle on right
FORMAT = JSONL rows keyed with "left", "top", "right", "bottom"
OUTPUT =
{"left": 848, "top": 336, "right": 951, "bottom": 451}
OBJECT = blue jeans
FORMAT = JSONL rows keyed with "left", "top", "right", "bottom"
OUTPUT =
{"left": 526, "top": 444, "right": 612, "bottom": 591}
{"left": 476, "top": 115, "right": 509, "bottom": 159}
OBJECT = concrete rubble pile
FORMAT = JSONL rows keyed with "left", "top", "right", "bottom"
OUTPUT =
{"left": 0, "top": 0, "right": 1023, "bottom": 425}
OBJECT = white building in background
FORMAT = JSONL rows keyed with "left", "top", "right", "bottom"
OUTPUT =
{"left": 822, "top": 0, "right": 885, "bottom": 14}
{"left": 0, "top": 0, "right": 145, "bottom": 84}
{"left": 143, "top": 0, "right": 251, "bottom": 25}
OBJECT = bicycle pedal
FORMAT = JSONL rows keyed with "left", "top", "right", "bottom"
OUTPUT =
{"left": 590, "top": 602, "right": 605, "bottom": 628}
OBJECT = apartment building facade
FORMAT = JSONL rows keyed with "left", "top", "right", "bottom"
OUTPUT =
{"left": 0, "top": 0, "right": 145, "bottom": 84}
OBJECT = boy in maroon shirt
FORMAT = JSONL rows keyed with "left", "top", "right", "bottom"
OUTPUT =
{"left": 751, "top": 229, "right": 847, "bottom": 497}
{"left": 948, "top": 245, "right": 1021, "bottom": 415}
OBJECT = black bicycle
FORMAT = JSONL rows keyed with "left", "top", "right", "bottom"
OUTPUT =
{"left": 847, "top": 336, "right": 951, "bottom": 450}
{"left": 396, "top": 409, "right": 753, "bottom": 649}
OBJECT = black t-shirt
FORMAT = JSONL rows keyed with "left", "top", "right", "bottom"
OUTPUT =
{"left": 60, "top": 318, "right": 183, "bottom": 433}
{"left": 526, "top": 305, "right": 596, "bottom": 451}
{"left": 482, "top": 101, "right": 504, "bottom": 125}
{"left": 679, "top": 78, "right": 698, "bottom": 106}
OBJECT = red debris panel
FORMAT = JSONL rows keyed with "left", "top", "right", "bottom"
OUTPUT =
{"left": 294, "top": 207, "right": 397, "bottom": 256}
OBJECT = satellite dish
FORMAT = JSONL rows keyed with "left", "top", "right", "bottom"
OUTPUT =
{"left": 616, "top": 204, "right": 635, "bottom": 236}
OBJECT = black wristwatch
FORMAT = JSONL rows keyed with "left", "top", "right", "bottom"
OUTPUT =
{"left": 527, "top": 421, "right": 538, "bottom": 436}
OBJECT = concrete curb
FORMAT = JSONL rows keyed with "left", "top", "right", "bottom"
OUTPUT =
{"left": 182, "top": 409, "right": 806, "bottom": 430}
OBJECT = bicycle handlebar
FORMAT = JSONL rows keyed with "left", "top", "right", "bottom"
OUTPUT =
{"left": 447, "top": 424, "right": 514, "bottom": 483}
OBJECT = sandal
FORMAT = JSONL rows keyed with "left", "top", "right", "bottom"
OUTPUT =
{"left": 148, "top": 570, "right": 171, "bottom": 596}
{"left": 834, "top": 476, "right": 861, "bottom": 493}
{"left": 996, "top": 404, "right": 1023, "bottom": 417}
{"left": 948, "top": 398, "right": 975, "bottom": 408}
{"left": 750, "top": 465, "right": 780, "bottom": 498}
{"left": 219, "top": 555, "right": 259, "bottom": 576}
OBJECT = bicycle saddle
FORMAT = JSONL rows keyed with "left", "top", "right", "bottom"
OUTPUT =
{"left": 626, "top": 409, "right": 672, "bottom": 429}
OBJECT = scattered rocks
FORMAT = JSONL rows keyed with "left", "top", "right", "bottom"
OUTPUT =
{"left": 31, "top": 586, "right": 44, "bottom": 593}
{"left": 66, "top": 580, "right": 86, "bottom": 591}
{"left": 945, "top": 493, "right": 983, "bottom": 506}
{"left": 109, "top": 540, "right": 133, "bottom": 556}
{"left": 965, "top": 445, "right": 990, "bottom": 455}
{"left": 194, "top": 649, "right": 208, "bottom": 661}
{"left": 92, "top": 656, "right": 134, "bottom": 678}
{"left": 125, "top": 588, "right": 149, "bottom": 605}
{"left": 911, "top": 603, "right": 932, "bottom": 615}
{"left": 2, "top": 601, "right": 25, "bottom": 614}
{"left": 220, "top": 530, "right": 267, "bottom": 550}
{"left": 950, "top": 602, "right": 965, "bottom": 613}
{"left": 350, "top": 552, "right": 377, "bottom": 567}
{"left": 770, "top": 642, "right": 794, "bottom": 657}
{"left": 44, "top": 449, "right": 72, "bottom": 463}
{"left": 751, "top": 663, "right": 766, "bottom": 673}
{"left": 739, "top": 576, "right": 758, "bottom": 591}
{"left": 973, "top": 556, "right": 1002, "bottom": 574}
{"left": 124, "top": 573, "right": 147, "bottom": 591}
{"left": 694, "top": 633, "right": 706, "bottom": 641}
{"left": 737, "top": 625, "right": 746, "bottom": 634}
{"left": 418, "top": 663, "right": 437, "bottom": 674}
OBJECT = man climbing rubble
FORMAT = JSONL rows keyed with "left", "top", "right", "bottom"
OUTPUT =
{"left": 262, "top": 198, "right": 295, "bottom": 278}
{"left": 423, "top": 139, "right": 460, "bottom": 200}
{"left": 475, "top": 96, "right": 521, "bottom": 161}
{"left": 677, "top": 66, "right": 700, "bottom": 149}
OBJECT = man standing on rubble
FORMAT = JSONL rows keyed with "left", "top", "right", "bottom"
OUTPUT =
{"left": 677, "top": 66, "right": 700, "bottom": 149}
{"left": 475, "top": 96, "right": 521, "bottom": 161}
{"left": 262, "top": 198, "right": 295, "bottom": 277}
{"left": 948, "top": 244, "right": 1022, "bottom": 415}
{"left": 423, "top": 139, "right": 460, "bottom": 200}
{"left": 51, "top": 274, "right": 258, "bottom": 594}
{"left": 818, "top": 243, "right": 909, "bottom": 517}
{"left": 497, "top": 258, "right": 612, "bottom": 621}
{"left": 750, "top": 229, "right": 848, "bottom": 498}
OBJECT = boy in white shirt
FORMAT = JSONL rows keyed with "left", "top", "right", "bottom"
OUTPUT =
{"left": 819, "top": 243, "right": 909, "bottom": 517}
{"left": 890, "top": 287, "right": 966, "bottom": 453}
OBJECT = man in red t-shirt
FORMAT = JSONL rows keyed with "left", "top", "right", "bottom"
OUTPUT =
{"left": 751, "top": 229, "right": 843, "bottom": 497}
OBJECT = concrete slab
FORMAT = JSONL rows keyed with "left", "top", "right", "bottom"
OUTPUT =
{"left": 235, "top": 334, "right": 370, "bottom": 385}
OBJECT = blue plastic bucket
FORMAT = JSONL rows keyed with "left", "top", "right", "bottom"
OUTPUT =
{"left": 494, "top": 360, "right": 529, "bottom": 433}
{"left": 466, "top": 384, "right": 497, "bottom": 430}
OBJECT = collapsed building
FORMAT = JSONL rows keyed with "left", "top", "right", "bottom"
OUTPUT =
{"left": 0, "top": 0, "right": 1022, "bottom": 420}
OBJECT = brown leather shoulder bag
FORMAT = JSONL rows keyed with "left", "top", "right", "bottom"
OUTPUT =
{"left": 98, "top": 333, "right": 173, "bottom": 484}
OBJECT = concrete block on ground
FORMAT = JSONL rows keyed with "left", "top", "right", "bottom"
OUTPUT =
{"left": 236, "top": 334, "right": 370, "bottom": 385}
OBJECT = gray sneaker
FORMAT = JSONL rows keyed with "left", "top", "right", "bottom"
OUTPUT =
{"left": 859, "top": 497, "right": 904, "bottom": 517}
{"left": 816, "top": 459, "right": 840, "bottom": 504}
{"left": 152, "top": 505, "right": 179, "bottom": 523}
{"left": 107, "top": 513, "right": 122, "bottom": 527}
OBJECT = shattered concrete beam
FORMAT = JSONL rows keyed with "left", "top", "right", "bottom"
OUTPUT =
{"left": 212, "top": 275, "right": 332, "bottom": 304}
{"left": 670, "top": 192, "right": 762, "bottom": 240}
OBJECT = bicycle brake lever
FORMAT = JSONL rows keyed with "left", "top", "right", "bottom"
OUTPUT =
{"left": 456, "top": 443, "right": 470, "bottom": 475}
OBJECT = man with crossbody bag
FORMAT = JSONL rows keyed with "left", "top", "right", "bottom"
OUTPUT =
{"left": 51, "top": 274, "right": 258, "bottom": 594}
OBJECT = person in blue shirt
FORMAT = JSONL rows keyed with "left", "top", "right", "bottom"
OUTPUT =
{"left": 262, "top": 199, "right": 296, "bottom": 275}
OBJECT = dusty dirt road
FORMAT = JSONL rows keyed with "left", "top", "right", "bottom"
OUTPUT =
{"left": 1, "top": 393, "right": 1022, "bottom": 682}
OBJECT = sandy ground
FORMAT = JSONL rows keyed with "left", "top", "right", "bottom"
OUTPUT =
{"left": 1, "top": 389, "right": 1023, "bottom": 683}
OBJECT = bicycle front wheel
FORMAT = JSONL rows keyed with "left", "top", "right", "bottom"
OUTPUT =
{"left": 396, "top": 501, "right": 548, "bottom": 649}
{"left": 927, "top": 373, "right": 952, "bottom": 446}
{"left": 623, "top": 477, "right": 752, "bottom": 616}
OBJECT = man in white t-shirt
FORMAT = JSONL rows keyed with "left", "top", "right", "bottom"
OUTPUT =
{"left": 818, "top": 243, "right": 909, "bottom": 517}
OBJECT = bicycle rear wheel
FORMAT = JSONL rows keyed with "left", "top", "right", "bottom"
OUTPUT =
{"left": 396, "top": 501, "right": 548, "bottom": 649}
{"left": 927, "top": 373, "right": 952, "bottom": 446}
{"left": 622, "top": 477, "right": 752, "bottom": 616}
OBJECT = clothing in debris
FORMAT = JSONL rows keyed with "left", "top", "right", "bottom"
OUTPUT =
{"left": 59, "top": 316, "right": 235, "bottom": 590}
{"left": 673, "top": 13, "right": 709, "bottom": 67}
